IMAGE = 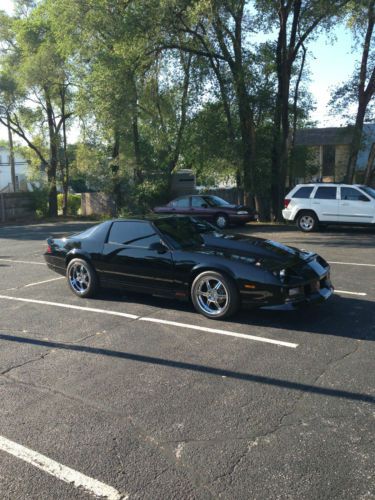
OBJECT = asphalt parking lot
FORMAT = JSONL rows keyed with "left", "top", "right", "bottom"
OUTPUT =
{"left": 0, "top": 221, "right": 374, "bottom": 500}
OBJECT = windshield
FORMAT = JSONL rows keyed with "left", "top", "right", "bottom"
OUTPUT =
{"left": 154, "top": 217, "right": 204, "bottom": 249}
{"left": 204, "top": 196, "right": 231, "bottom": 207}
{"left": 360, "top": 186, "right": 375, "bottom": 199}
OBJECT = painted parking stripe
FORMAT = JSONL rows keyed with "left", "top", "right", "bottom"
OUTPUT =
{"left": 140, "top": 317, "right": 298, "bottom": 348}
{"left": 0, "top": 295, "right": 298, "bottom": 348}
{"left": 329, "top": 261, "right": 375, "bottom": 268}
{"left": 0, "top": 258, "right": 45, "bottom": 266}
{"left": 0, "top": 295, "right": 138, "bottom": 320}
{"left": 335, "top": 290, "right": 367, "bottom": 296}
{"left": 24, "top": 277, "right": 65, "bottom": 288}
{"left": 0, "top": 435, "right": 126, "bottom": 499}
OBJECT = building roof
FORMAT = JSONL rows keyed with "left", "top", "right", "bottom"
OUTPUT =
{"left": 295, "top": 127, "right": 354, "bottom": 146}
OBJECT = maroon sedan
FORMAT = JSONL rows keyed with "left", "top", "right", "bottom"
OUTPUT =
{"left": 153, "top": 194, "right": 257, "bottom": 229}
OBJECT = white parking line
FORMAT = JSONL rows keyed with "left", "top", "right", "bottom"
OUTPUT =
{"left": 0, "top": 294, "right": 298, "bottom": 348}
{"left": 24, "top": 277, "right": 65, "bottom": 288}
{"left": 0, "top": 435, "right": 126, "bottom": 499}
{"left": 140, "top": 317, "right": 298, "bottom": 348}
{"left": 0, "top": 258, "right": 45, "bottom": 266}
{"left": 335, "top": 290, "right": 367, "bottom": 296}
{"left": 0, "top": 295, "right": 138, "bottom": 319}
{"left": 329, "top": 261, "right": 375, "bottom": 267}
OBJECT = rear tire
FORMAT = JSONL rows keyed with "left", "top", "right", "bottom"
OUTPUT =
{"left": 191, "top": 271, "right": 239, "bottom": 319}
{"left": 67, "top": 258, "right": 98, "bottom": 298}
{"left": 296, "top": 211, "right": 318, "bottom": 232}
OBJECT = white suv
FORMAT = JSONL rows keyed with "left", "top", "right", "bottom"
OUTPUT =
{"left": 283, "top": 183, "right": 375, "bottom": 232}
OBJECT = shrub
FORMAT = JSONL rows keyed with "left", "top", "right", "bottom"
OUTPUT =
{"left": 57, "top": 193, "right": 81, "bottom": 216}
{"left": 30, "top": 188, "right": 49, "bottom": 218}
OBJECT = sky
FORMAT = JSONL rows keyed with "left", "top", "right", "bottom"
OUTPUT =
{"left": 0, "top": 0, "right": 362, "bottom": 143}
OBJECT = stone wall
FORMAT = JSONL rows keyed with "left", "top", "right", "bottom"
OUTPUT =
{"left": 81, "top": 192, "right": 116, "bottom": 217}
{"left": 0, "top": 193, "right": 35, "bottom": 223}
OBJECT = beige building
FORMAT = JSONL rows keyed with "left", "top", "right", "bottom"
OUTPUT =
{"left": 294, "top": 124, "right": 375, "bottom": 184}
{"left": 294, "top": 127, "right": 354, "bottom": 182}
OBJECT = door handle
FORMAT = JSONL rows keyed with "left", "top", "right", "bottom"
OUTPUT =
{"left": 312, "top": 202, "right": 320, "bottom": 205}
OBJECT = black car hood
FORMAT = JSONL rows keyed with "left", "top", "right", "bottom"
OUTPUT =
{"left": 200, "top": 232, "right": 314, "bottom": 269}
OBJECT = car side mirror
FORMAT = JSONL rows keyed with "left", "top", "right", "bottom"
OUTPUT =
{"left": 201, "top": 203, "right": 208, "bottom": 208}
{"left": 149, "top": 241, "right": 168, "bottom": 254}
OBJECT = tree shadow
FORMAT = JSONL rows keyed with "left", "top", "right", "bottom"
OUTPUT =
{"left": 0, "top": 332, "right": 373, "bottom": 404}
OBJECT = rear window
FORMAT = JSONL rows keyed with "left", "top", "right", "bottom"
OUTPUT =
{"left": 108, "top": 221, "right": 160, "bottom": 247}
{"left": 292, "top": 186, "right": 313, "bottom": 199}
{"left": 314, "top": 187, "right": 337, "bottom": 200}
{"left": 341, "top": 187, "right": 370, "bottom": 201}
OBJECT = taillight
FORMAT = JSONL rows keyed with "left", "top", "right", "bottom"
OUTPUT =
{"left": 46, "top": 244, "right": 52, "bottom": 254}
{"left": 284, "top": 199, "right": 291, "bottom": 208}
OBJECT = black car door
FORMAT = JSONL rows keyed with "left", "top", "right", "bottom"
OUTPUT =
{"left": 100, "top": 221, "right": 175, "bottom": 293}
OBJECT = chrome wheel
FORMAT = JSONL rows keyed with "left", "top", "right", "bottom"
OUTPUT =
{"left": 195, "top": 276, "right": 229, "bottom": 316}
{"left": 299, "top": 214, "right": 315, "bottom": 231}
{"left": 215, "top": 215, "right": 228, "bottom": 229}
{"left": 69, "top": 262, "right": 90, "bottom": 294}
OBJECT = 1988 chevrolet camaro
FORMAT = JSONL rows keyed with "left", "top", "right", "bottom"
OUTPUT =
{"left": 44, "top": 216, "right": 334, "bottom": 319}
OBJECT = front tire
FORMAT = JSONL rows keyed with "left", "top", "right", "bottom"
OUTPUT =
{"left": 67, "top": 258, "right": 98, "bottom": 298}
{"left": 191, "top": 271, "right": 239, "bottom": 319}
{"left": 296, "top": 211, "right": 318, "bottom": 232}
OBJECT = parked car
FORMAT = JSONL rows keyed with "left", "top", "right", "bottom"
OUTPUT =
{"left": 283, "top": 183, "right": 375, "bottom": 232}
{"left": 153, "top": 194, "right": 258, "bottom": 229}
{"left": 44, "top": 215, "right": 333, "bottom": 319}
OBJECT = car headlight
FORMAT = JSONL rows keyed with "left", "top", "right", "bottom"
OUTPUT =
{"left": 236, "top": 210, "right": 248, "bottom": 215}
{"left": 273, "top": 268, "right": 287, "bottom": 283}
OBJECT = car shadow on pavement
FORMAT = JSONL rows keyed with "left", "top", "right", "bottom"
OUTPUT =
{"left": 92, "top": 291, "right": 374, "bottom": 342}
{"left": 0, "top": 332, "right": 374, "bottom": 405}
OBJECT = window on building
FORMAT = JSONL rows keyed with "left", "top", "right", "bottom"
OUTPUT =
{"left": 322, "top": 145, "right": 335, "bottom": 176}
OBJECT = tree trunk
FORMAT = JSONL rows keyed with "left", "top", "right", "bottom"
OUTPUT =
{"left": 364, "top": 143, "right": 375, "bottom": 185}
{"left": 346, "top": 0, "right": 374, "bottom": 183}
{"left": 60, "top": 87, "right": 69, "bottom": 216}
{"left": 45, "top": 90, "right": 58, "bottom": 217}
{"left": 130, "top": 75, "right": 143, "bottom": 184}
{"left": 6, "top": 114, "right": 16, "bottom": 192}
{"left": 346, "top": 103, "right": 367, "bottom": 183}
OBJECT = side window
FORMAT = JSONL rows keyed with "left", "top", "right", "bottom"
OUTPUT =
{"left": 192, "top": 197, "right": 207, "bottom": 208}
{"left": 175, "top": 197, "right": 190, "bottom": 208}
{"left": 341, "top": 187, "right": 370, "bottom": 202}
{"left": 314, "top": 187, "right": 337, "bottom": 200}
{"left": 108, "top": 222, "right": 160, "bottom": 247}
{"left": 292, "top": 186, "right": 313, "bottom": 199}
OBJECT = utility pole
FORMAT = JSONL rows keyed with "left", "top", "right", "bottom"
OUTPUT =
{"left": 7, "top": 113, "right": 16, "bottom": 192}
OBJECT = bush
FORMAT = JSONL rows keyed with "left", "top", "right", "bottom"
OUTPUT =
{"left": 57, "top": 193, "right": 81, "bottom": 216}
{"left": 116, "top": 178, "right": 169, "bottom": 215}
{"left": 30, "top": 188, "right": 49, "bottom": 218}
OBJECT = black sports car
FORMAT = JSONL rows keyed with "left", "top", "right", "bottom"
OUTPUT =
{"left": 44, "top": 216, "right": 334, "bottom": 319}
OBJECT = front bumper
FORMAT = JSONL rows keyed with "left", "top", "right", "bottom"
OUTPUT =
{"left": 283, "top": 272, "right": 334, "bottom": 307}
{"left": 229, "top": 213, "right": 258, "bottom": 223}
{"left": 240, "top": 270, "right": 334, "bottom": 309}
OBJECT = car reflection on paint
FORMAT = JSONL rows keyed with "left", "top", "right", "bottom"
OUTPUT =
{"left": 44, "top": 216, "right": 334, "bottom": 319}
